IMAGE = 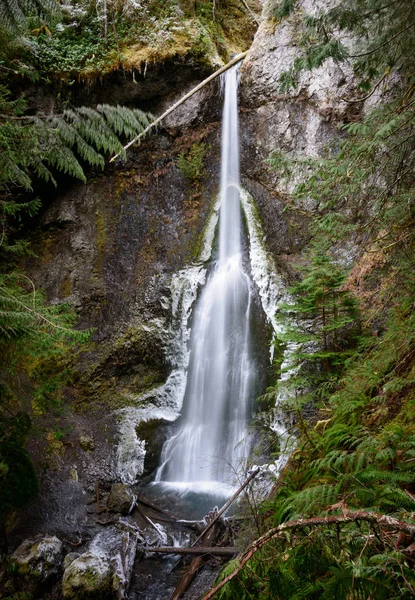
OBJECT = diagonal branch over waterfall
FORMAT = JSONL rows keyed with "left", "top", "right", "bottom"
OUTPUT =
{"left": 109, "top": 51, "right": 248, "bottom": 163}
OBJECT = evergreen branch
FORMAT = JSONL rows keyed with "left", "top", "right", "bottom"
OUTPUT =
{"left": 2, "top": 287, "right": 77, "bottom": 336}
{"left": 341, "top": 70, "right": 390, "bottom": 103}
{"left": 361, "top": 0, "right": 405, "bottom": 19}
{"left": 349, "top": 20, "right": 415, "bottom": 58}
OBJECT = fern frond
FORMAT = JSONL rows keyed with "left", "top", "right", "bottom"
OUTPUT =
{"left": 0, "top": 0, "right": 59, "bottom": 34}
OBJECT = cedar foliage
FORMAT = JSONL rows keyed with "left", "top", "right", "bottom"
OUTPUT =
{"left": 0, "top": 0, "right": 59, "bottom": 34}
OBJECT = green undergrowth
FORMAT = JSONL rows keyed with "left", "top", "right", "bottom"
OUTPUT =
{"left": 213, "top": 0, "right": 415, "bottom": 594}
{"left": 215, "top": 259, "right": 415, "bottom": 598}
{"left": 31, "top": 0, "right": 260, "bottom": 82}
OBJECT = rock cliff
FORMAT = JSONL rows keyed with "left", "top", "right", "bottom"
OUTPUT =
{"left": 13, "top": 0, "right": 362, "bottom": 581}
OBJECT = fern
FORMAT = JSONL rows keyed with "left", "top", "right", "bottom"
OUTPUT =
{"left": 0, "top": 0, "right": 59, "bottom": 34}
{"left": 0, "top": 99, "right": 151, "bottom": 254}
{"left": 176, "top": 141, "right": 207, "bottom": 182}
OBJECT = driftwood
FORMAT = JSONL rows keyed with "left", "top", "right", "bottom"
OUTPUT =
{"left": 145, "top": 546, "right": 237, "bottom": 557}
{"left": 170, "top": 467, "right": 260, "bottom": 576}
{"left": 170, "top": 517, "right": 220, "bottom": 600}
{"left": 109, "top": 51, "right": 248, "bottom": 162}
{"left": 136, "top": 494, "right": 181, "bottom": 522}
{"left": 202, "top": 511, "right": 415, "bottom": 599}
{"left": 168, "top": 468, "right": 261, "bottom": 599}
{"left": 136, "top": 503, "right": 166, "bottom": 538}
{"left": 191, "top": 467, "right": 260, "bottom": 550}
{"left": 95, "top": 518, "right": 116, "bottom": 526}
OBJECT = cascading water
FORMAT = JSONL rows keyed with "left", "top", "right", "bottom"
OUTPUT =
{"left": 155, "top": 66, "right": 258, "bottom": 493}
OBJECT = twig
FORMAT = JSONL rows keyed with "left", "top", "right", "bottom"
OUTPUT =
{"left": 62, "top": 536, "right": 83, "bottom": 547}
{"left": 240, "top": 0, "right": 260, "bottom": 25}
{"left": 96, "top": 518, "right": 116, "bottom": 526}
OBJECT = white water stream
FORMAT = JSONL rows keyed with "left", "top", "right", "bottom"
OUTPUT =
{"left": 155, "top": 67, "right": 257, "bottom": 492}
{"left": 116, "top": 68, "right": 296, "bottom": 496}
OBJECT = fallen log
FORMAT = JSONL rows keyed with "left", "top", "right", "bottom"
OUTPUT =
{"left": 109, "top": 51, "right": 248, "bottom": 162}
{"left": 136, "top": 494, "right": 181, "bottom": 522}
{"left": 144, "top": 546, "right": 237, "bottom": 557}
{"left": 170, "top": 515, "right": 220, "bottom": 600}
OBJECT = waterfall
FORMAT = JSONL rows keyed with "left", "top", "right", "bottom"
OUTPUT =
{"left": 155, "top": 66, "right": 258, "bottom": 493}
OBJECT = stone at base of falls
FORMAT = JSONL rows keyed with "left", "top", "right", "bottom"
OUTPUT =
{"left": 10, "top": 534, "right": 63, "bottom": 583}
{"left": 62, "top": 552, "right": 112, "bottom": 599}
{"left": 107, "top": 483, "right": 137, "bottom": 515}
{"left": 62, "top": 524, "right": 140, "bottom": 600}
{"left": 62, "top": 552, "right": 112, "bottom": 600}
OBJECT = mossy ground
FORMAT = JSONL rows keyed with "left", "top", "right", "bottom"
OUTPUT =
{"left": 32, "top": 0, "right": 260, "bottom": 85}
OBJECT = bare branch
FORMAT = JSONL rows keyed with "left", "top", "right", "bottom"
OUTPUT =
{"left": 109, "top": 52, "right": 248, "bottom": 163}
{"left": 202, "top": 511, "right": 415, "bottom": 599}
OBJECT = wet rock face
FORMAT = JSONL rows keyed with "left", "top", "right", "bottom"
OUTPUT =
{"left": 236, "top": 0, "right": 361, "bottom": 267}
{"left": 71, "top": 62, "right": 214, "bottom": 111}
{"left": 24, "top": 125, "right": 222, "bottom": 414}
{"left": 241, "top": 0, "right": 354, "bottom": 113}
{"left": 25, "top": 124, "right": 221, "bottom": 342}
{"left": 135, "top": 417, "right": 171, "bottom": 476}
{"left": 17, "top": 108, "right": 223, "bottom": 534}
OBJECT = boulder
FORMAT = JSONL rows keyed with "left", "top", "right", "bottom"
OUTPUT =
{"left": 107, "top": 483, "right": 136, "bottom": 515}
{"left": 11, "top": 534, "right": 63, "bottom": 582}
{"left": 62, "top": 552, "right": 112, "bottom": 599}
{"left": 62, "top": 524, "right": 140, "bottom": 600}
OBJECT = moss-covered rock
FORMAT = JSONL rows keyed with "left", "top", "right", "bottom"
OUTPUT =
{"left": 62, "top": 552, "right": 112, "bottom": 600}
{"left": 107, "top": 483, "right": 136, "bottom": 515}
{"left": 11, "top": 534, "right": 63, "bottom": 582}
{"left": 61, "top": 526, "right": 140, "bottom": 600}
